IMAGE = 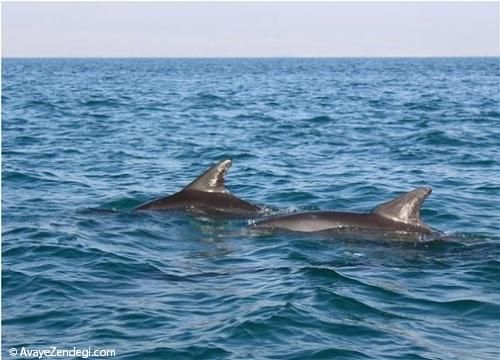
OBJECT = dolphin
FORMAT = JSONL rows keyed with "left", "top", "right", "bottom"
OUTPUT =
{"left": 134, "top": 159, "right": 262, "bottom": 218}
{"left": 253, "top": 187, "right": 433, "bottom": 235}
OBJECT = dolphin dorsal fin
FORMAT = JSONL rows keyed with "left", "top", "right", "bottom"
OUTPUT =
{"left": 372, "top": 187, "right": 432, "bottom": 224}
{"left": 184, "top": 159, "right": 232, "bottom": 193}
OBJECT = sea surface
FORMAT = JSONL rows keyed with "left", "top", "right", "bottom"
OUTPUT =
{"left": 2, "top": 58, "right": 499, "bottom": 359}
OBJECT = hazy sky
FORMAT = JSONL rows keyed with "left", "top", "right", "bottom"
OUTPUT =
{"left": 2, "top": 2, "right": 499, "bottom": 57}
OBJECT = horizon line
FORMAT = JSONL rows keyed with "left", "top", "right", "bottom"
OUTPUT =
{"left": 3, "top": 55, "right": 499, "bottom": 60}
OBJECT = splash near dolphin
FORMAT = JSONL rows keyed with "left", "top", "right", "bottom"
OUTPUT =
{"left": 134, "top": 159, "right": 261, "bottom": 217}
{"left": 253, "top": 187, "right": 433, "bottom": 235}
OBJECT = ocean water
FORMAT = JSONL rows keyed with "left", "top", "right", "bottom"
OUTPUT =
{"left": 2, "top": 58, "right": 499, "bottom": 359}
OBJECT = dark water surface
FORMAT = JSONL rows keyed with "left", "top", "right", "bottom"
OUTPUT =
{"left": 3, "top": 58, "right": 499, "bottom": 359}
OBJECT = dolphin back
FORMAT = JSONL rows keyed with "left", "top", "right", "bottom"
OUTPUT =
{"left": 134, "top": 159, "right": 261, "bottom": 217}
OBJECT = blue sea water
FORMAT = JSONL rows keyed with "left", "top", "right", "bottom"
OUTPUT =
{"left": 2, "top": 58, "right": 500, "bottom": 359}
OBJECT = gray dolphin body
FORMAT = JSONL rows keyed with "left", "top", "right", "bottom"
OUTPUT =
{"left": 134, "top": 159, "right": 261, "bottom": 218}
{"left": 254, "top": 187, "right": 433, "bottom": 235}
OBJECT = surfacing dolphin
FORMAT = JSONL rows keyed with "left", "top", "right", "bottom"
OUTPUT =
{"left": 134, "top": 159, "right": 262, "bottom": 218}
{"left": 253, "top": 187, "right": 433, "bottom": 236}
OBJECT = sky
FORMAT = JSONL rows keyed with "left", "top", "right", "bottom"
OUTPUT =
{"left": 2, "top": 2, "right": 499, "bottom": 57}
